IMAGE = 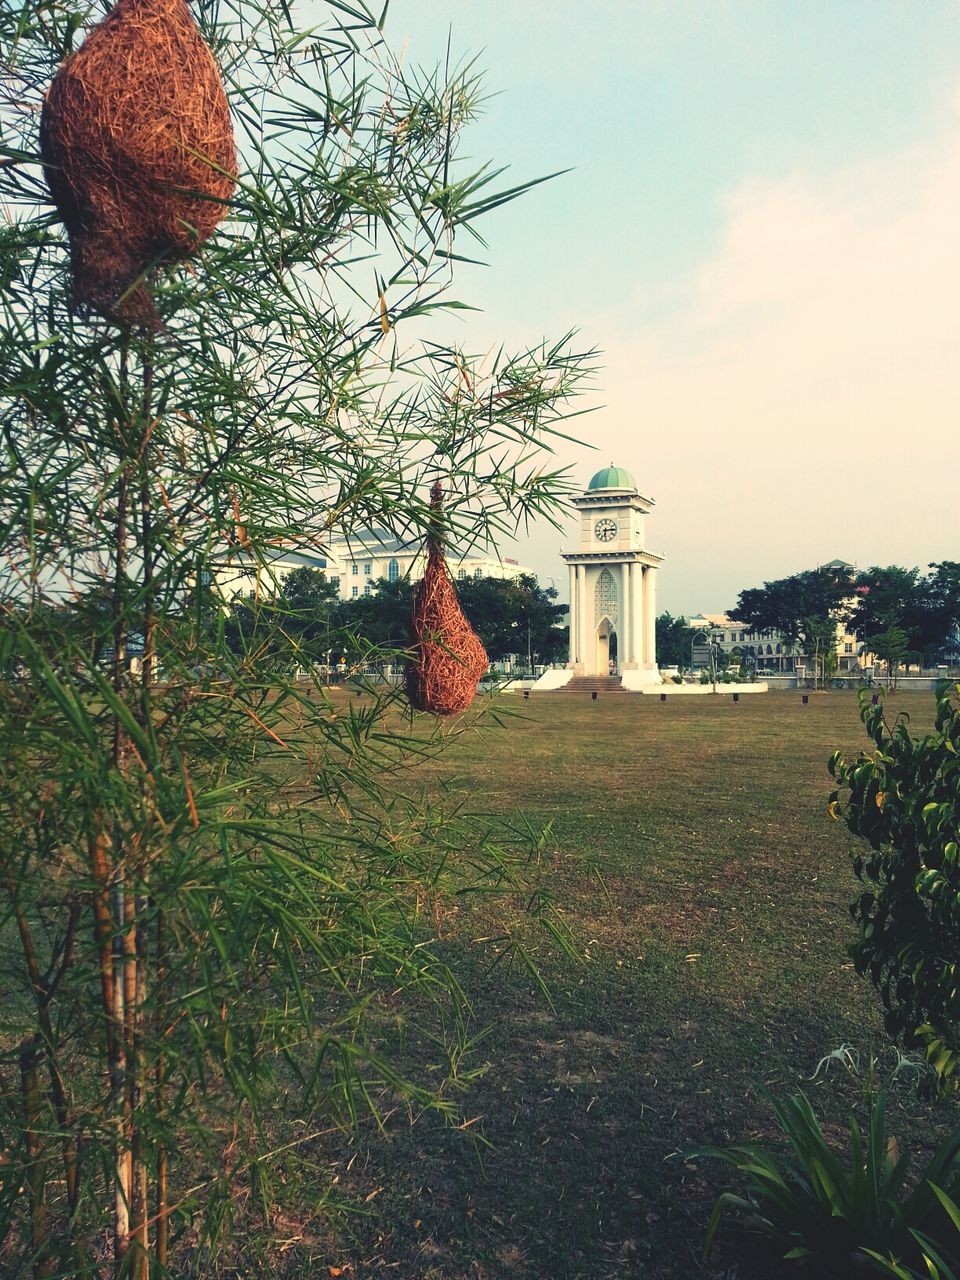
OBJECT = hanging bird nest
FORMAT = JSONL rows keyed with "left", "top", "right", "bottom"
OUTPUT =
{"left": 40, "top": 0, "right": 236, "bottom": 329}
{"left": 407, "top": 485, "right": 489, "bottom": 716}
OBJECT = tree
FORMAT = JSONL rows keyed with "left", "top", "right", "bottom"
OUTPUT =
{"left": 655, "top": 612, "right": 695, "bottom": 669}
{"left": 851, "top": 566, "right": 924, "bottom": 642}
{"left": 278, "top": 567, "right": 341, "bottom": 660}
{"left": 829, "top": 688, "right": 960, "bottom": 1094}
{"left": 222, "top": 568, "right": 342, "bottom": 666}
{"left": 925, "top": 561, "right": 960, "bottom": 662}
{"left": 339, "top": 576, "right": 414, "bottom": 651}
{"left": 870, "top": 625, "right": 910, "bottom": 690}
{"left": 732, "top": 567, "right": 851, "bottom": 688}
{"left": 851, "top": 563, "right": 960, "bottom": 667}
{"left": 0, "top": 3, "right": 592, "bottom": 1273}
{"left": 281, "top": 566, "right": 339, "bottom": 617}
{"left": 457, "top": 573, "right": 567, "bottom": 667}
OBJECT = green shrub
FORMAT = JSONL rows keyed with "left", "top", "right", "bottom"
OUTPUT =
{"left": 695, "top": 1089, "right": 960, "bottom": 1278}
{"left": 829, "top": 687, "right": 960, "bottom": 1093}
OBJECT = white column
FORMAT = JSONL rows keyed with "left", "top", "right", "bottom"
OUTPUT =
{"left": 567, "top": 563, "right": 577, "bottom": 665}
{"left": 621, "top": 563, "right": 631, "bottom": 667}
{"left": 640, "top": 568, "right": 649, "bottom": 664}
{"left": 633, "top": 566, "right": 643, "bottom": 665}
{"left": 579, "top": 565, "right": 590, "bottom": 673}
{"left": 643, "top": 565, "right": 657, "bottom": 666}
{"left": 635, "top": 563, "right": 643, "bottom": 663}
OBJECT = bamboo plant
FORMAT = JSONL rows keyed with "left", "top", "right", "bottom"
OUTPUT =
{"left": 0, "top": 1, "right": 592, "bottom": 1274}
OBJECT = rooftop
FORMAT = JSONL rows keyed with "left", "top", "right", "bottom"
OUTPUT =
{"left": 587, "top": 464, "right": 637, "bottom": 492}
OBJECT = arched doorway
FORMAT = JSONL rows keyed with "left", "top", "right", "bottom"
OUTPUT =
{"left": 596, "top": 617, "right": 618, "bottom": 675}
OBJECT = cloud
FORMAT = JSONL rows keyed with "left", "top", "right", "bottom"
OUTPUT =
{"left": 585, "top": 117, "right": 960, "bottom": 611}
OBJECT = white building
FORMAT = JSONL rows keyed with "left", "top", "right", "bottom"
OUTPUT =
{"left": 687, "top": 613, "right": 803, "bottom": 673}
{"left": 213, "top": 528, "right": 532, "bottom": 603}
{"left": 559, "top": 465, "right": 663, "bottom": 688}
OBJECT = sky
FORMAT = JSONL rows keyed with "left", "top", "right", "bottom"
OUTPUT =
{"left": 384, "top": 0, "right": 960, "bottom": 614}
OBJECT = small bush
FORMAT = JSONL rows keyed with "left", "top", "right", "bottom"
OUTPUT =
{"left": 694, "top": 1089, "right": 960, "bottom": 1278}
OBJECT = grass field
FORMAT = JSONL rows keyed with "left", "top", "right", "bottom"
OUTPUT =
{"left": 248, "top": 690, "right": 951, "bottom": 1278}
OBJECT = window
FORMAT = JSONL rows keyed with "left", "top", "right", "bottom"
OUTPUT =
{"left": 844, "top": 642, "right": 853, "bottom": 654}
{"left": 363, "top": 562, "right": 372, "bottom": 576}
{"left": 351, "top": 586, "right": 358, "bottom": 598}
{"left": 457, "top": 569, "right": 467, "bottom": 580}
{"left": 388, "top": 559, "right": 399, "bottom": 582}
{"left": 330, "top": 576, "right": 340, "bottom": 588}
{"left": 351, "top": 563, "right": 358, "bottom": 576}
{"left": 595, "top": 569, "right": 618, "bottom": 623}
{"left": 364, "top": 582, "right": 372, "bottom": 597}
{"left": 474, "top": 567, "right": 482, "bottom": 578}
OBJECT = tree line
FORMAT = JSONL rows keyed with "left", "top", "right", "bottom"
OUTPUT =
{"left": 732, "top": 561, "right": 960, "bottom": 678}
{"left": 655, "top": 561, "right": 960, "bottom": 682}
{"left": 220, "top": 567, "right": 569, "bottom": 670}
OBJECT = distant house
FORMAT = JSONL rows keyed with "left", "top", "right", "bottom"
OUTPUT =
{"left": 212, "top": 528, "right": 531, "bottom": 603}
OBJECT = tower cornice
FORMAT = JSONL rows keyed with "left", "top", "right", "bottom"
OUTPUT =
{"left": 571, "top": 491, "right": 654, "bottom": 513}
{"left": 561, "top": 549, "right": 664, "bottom": 566}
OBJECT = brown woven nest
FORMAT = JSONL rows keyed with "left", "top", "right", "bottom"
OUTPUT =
{"left": 407, "top": 486, "right": 489, "bottom": 716}
{"left": 40, "top": 0, "right": 236, "bottom": 329}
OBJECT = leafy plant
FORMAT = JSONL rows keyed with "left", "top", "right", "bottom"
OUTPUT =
{"left": 829, "top": 687, "right": 960, "bottom": 1094}
{"left": 696, "top": 1088, "right": 960, "bottom": 1278}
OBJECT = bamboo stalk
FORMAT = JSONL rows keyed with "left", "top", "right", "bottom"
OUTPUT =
{"left": 7, "top": 882, "right": 82, "bottom": 1243}
{"left": 121, "top": 881, "right": 138, "bottom": 1273}
{"left": 20, "top": 1035, "right": 52, "bottom": 1278}
{"left": 155, "top": 907, "right": 169, "bottom": 1271}
{"left": 130, "top": 341, "right": 155, "bottom": 1280}
{"left": 111, "top": 346, "right": 133, "bottom": 1274}
{"left": 132, "top": 903, "right": 149, "bottom": 1280}
{"left": 112, "top": 877, "right": 131, "bottom": 1267}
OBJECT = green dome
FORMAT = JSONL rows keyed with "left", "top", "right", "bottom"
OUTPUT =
{"left": 587, "top": 464, "right": 636, "bottom": 491}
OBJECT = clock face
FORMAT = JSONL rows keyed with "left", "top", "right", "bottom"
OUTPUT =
{"left": 594, "top": 518, "right": 617, "bottom": 542}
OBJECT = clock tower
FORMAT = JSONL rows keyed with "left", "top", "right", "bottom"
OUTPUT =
{"left": 560, "top": 465, "right": 664, "bottom": 686}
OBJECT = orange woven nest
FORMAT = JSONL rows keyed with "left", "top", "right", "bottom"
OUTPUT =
{"left": 40, "top": 0, "right": 236, "bottom": 328}
{"left": 407, "top": 487, "right": 488, "bottom": 716}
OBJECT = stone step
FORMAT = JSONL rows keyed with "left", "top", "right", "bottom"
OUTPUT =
{"left": 561, "top": 676, "right": 624, "bottom": 693}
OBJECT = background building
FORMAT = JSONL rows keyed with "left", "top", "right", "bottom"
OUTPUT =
{"left": 213, "top": 529, "right": 531, "bottom": 602}
{"left": 686, "top": 607, "right": 869, "bottom": 674}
